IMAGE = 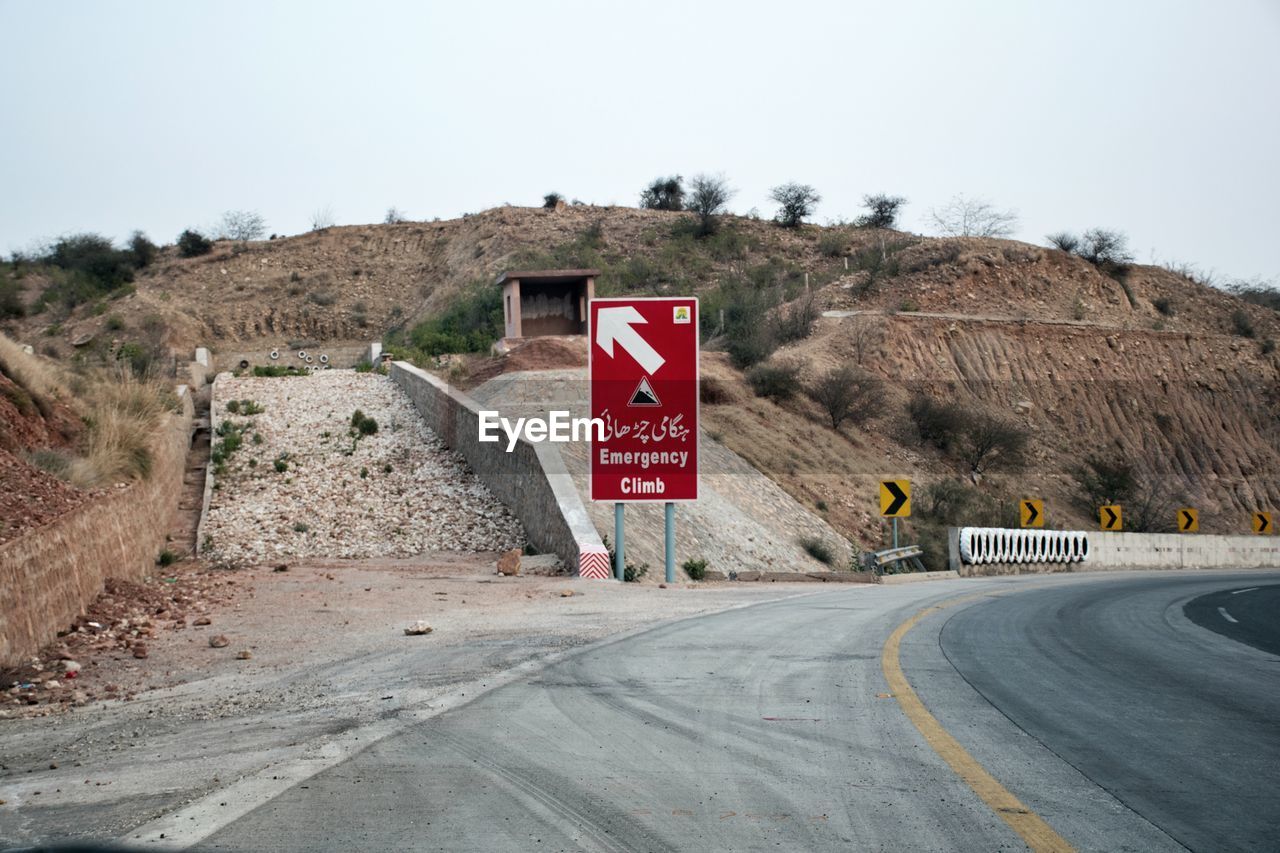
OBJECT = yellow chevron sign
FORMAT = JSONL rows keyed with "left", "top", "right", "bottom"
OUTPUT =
{"left": 1020, "top": 499, "right": 1045, "bottom": 528}
{"left": 1178, "top": 508, "right": 1199, "bottom": 533}
{"left": 1099, "top": 505, "right": 1122, "bottom": 531}
{"left": 879, "top": 480, "right": 911, "bottom": 517}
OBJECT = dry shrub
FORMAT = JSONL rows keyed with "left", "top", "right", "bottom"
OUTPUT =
{"left": 0, "top": 333, "right": 68, "bottom": 403}
{"left": 69, "top": 368, "right": 174, "bottom": 487}
{"left": 0, "top": 332, "right": 174, "bottom": 487}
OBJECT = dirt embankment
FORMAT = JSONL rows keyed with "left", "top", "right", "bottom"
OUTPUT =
{"left": 0, "top": 343, "right": 88, "bottom": 543}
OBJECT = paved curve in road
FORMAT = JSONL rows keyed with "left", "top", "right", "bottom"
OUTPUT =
{"left": 197, "top": 572, "right": 1279, "bottom": 852}
{"left": 1183, "top": 582, "right": 1280, "bottom": 656}
{"left": 938, "top": 572, "right": 1280, "bottom": 853}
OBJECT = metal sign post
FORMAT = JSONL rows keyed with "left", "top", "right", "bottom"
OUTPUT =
{"left": 614, "top": 503, "right": 625, "bottom": 581}
{"left": 880, "top": 480, "right": 911, "bottom": 550}
{"left": 664, "top": 502, "right": 675, "bottom": 583}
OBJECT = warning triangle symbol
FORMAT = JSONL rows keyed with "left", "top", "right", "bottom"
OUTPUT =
{"left": 628, "top": 376, "right": 661, "bottom": 407}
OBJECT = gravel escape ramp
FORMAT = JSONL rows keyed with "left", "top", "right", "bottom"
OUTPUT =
{"left": 203, "top": 372, "right": 524, "bottom": 566}
{"left": 470, "top": 367, "right": 853, "bottom": 575}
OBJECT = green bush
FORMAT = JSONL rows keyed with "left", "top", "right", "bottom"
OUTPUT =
{"left": 42, "top": 233, "right": 136, "bottom": 291}
{"left": 350, "top": 410, "right": 379, "bottom": 436}
{"left": 682, "top": 558, "right": 707, "bottom": 581}
{"left": 116, "top": 341, "right": 155, "bottom": 377}
{"left": 601, "top": 534, "right": 648, "bottom": 582}
{"left": 800, "top": 535, "right": 834, "bottom": 565}
{"left": 396, "top": 280, "right": 503, "bottom": 357}
{"left": 274, "top": 456, "right": 289, "bottom": 473}
{"left": 855, "top": 194, "right": 907, "bottom": 229}
{"left": 226, "top": 400, "right": 241, "bottom": 414}
{"left": 252, "top": 364, "right": 307, "bottom": 377}
{"left": 907, "top": 393, "right": 969, "bottom": 452}
{"left": 177, "top": 229, "right": 213, "bottom": 258}
{"left": 1232, "top": 309, "right": 1256, "bottom": 338}
{"left": 639, "top": 176, "right": 685, "bottom": 211}
{"left": 0, "top": 268, "right": 23, "bottom": 319}
{"left": 129, "top": 231, "right": 158, "bottom": 267}
{"left": 817, "top": 231, "right": 848, "bottom": 257}
{"left": 156, "top": 549, "right": 177, "bottom": 567}
{"left": 745, "top": 361, "right": 800, "bottom": 402}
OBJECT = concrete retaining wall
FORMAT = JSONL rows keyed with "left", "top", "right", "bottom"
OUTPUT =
{"left": 390, "top": 362, "right": 602, "bottom": 574}
{"left": 952, "top": 526, "right": 1280, "bottom": 576}
{"left": 0, "top": 388, "right": 195, "bottom": 666}
{"left": 1087, "top": 532, "right": 1280, "bottom": 570}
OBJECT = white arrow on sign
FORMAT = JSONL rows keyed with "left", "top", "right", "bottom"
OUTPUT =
{"left": 595, "top": 306, "right": 665, "bottom": 375}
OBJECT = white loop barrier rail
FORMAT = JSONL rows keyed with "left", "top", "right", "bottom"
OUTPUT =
{"left": 958, "top": 527, "right": 1090, "bottom": 565}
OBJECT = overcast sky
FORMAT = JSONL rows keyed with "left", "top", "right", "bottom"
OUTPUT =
{"left": 2, "top": 1, "right": 1278, "bottom": 283}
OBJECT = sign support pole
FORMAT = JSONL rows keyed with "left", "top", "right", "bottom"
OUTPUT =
{"left": 893, "top": 517, "right": 899, "bottom": 550}
{"left": 664, "top": 502, "right": 675, "bottom": 583}
{"left": 614, "top": 503, "right": 625, "bottom": 581}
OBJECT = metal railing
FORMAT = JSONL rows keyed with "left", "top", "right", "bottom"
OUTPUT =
{"left": 864, "top": 545, "right": 928, "bottom": 575}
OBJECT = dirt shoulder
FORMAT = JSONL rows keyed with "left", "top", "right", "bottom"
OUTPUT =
{"left": 0, "top": 553, "right": 834, "bottom": 845}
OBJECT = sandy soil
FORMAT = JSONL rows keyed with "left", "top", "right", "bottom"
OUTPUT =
{"left": 0, "top": 553, "right": 828, "bottom": 844}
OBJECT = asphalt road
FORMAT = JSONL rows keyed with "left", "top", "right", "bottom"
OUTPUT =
{"left": 1183, "top": 582, "right": 1280, "bottom": 655}
{"left": 937, "top": 572, "right": 1280, "bottom": 853}
{"left": 190, "top": 571, "right": 1280, "bottom": 852}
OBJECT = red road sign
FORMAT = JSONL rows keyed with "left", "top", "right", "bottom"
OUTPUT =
{"left": 589, "top": 297, "right": 699, "bottom": 502}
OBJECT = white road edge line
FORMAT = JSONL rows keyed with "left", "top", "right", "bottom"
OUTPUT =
{"left": 1217, "top": 606, "right": 1239, "bottom": 624}
{"left": 1231, "top": 587, "right": 1259, "bottom": 595}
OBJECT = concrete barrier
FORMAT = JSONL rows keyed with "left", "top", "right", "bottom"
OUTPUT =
{"left": 950, "top": 526, "right": 1280, "bottom": 576}
{"left": 390, "top": 362, "right": 604, "bottom": 575}
{"left": 878, "top": 570, "right": 959, "bottom": 585}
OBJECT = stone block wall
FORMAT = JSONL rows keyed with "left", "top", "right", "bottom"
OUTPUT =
{"left": 0, "top": 389, "right": 194, "bottom": 665}
{"left": 390, "top": 362, "right": 602, "bottom": 573}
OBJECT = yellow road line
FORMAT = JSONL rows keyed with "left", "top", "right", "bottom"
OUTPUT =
{"left": 881, "top": 594, "right": 1076, "bottom": 852}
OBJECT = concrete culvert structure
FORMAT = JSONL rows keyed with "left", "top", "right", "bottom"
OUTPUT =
{"left": 270, "top": 350, "right": 280, "bottom": 360}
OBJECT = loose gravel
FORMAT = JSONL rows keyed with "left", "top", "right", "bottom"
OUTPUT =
{"left": 202, "top": 372, "right": 524, "bottom": 566}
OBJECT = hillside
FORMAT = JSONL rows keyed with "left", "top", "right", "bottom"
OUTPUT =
{"left": 4, "top": 205, "right": 1279, "bottom": 565}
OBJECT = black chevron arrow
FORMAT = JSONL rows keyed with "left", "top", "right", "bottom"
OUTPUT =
{"left": 883, "top": 481, "right": 908, "bottom": 516}
{"left": 1181, "top": 510, "right": 1196, "bottom": 530}
{"left": 1257, "top": 513, "right": 1271, "bottom": 533}
{"left": 1103, "top": 507, "right": 1119, "bottom": 529}
{"left": 1023, "top": 501, "right": 1040, "bottom": 525}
